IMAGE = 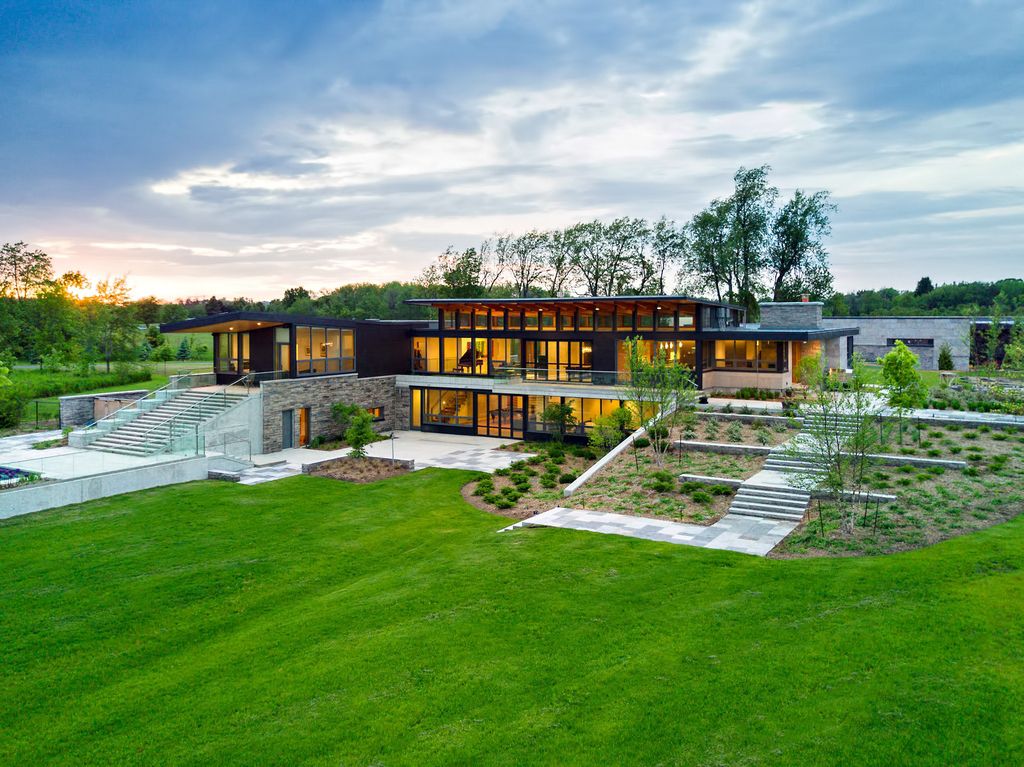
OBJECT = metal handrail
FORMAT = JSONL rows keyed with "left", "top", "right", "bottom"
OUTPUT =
{"left": 129, "top": 375, "right": 254, "bottom": 449}
{"left": 85, "top": 372, "right": 201, "bottom": 430}
{"left": 493, "top": 367, "right": 632, "bottom": 385}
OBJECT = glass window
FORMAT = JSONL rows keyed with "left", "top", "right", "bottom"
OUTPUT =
{"left": 617, "top": 311, "right": 633, "bottom": 331}
{"left": 491, "top": 311, "right": 505, "bottom": 330}
{"left": 474, "top": 311, "right": 488, "bottom": 330}
{"left": 541, "top": 312, "right": 555, "bottom": 331}
{"left": 457, "top": 311, "right": 471, "bottom": 329}
{"left": 275, "top": 327, "right": 289, "bottom": 343}
{"left": 678, "top": 340, "right": 696, "bottom": 367}
{"left": 597, "top": 310, "right": 613, "bottom": 331}
{"left": 559, "top": 311, "right": 574, "bottom": 331}
{"left": 425, "top": 389, "right": 473, "bottom": 426}
{"left": 524, "top": 310, "right": 539, "bottom": 330}
{"left": 442, "top": 310, "right": 455, "bottom": 330}
{"left": 657, "top": 312, "right": 675, "bottom": 330}
{"left": 637, "top": 311, "right": 654, "bottom": 330}
{"left": 578, "top": 311, "right": 594, "bottom": 330}
{"left": 678, "top": 309, "right": 695, "bottom": 330}
{"left": 326, "top": 328, "right": 341, "bottom": 360}
{"left": 411, "top": 388, "right": 422, "bottom": 428}
{"left": 507, "top": 311, "right": 521, "bottom": 330}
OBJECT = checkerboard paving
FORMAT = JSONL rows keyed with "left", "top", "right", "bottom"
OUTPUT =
{"left": 236, "top": 463, "right": 303, "bottom": 485}
{"left": 500, "top": 507, "right": 798, "bottom": 557}
{"left": 415, "top": 448, "right": 536, "bottom": 473}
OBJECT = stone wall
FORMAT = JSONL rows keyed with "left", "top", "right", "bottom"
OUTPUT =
{"left": 260, "top": 374, "right": 405, "bottom": 453}
{"left": 820, "top": 316, "right": 971, "bottom": 370}
{"left": 758, "top": 302, "right": 823, "bottom": 329}
{"left": 59, "top": 390, "right": 149, "bottom": 427}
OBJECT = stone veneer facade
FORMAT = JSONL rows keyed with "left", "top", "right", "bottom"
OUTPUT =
{"left": 758, "top": 302, "right": 823, "bottom": 329}
{"left": 260, "top": 374, "right": 408, "bottom": 453}
{"left": 820, "top": 316, "right": 971, "bottom": 370}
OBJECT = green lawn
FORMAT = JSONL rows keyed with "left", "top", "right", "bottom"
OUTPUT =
{"left": 861, "top": 363, "right": 943, "bottom": 388}
{"left": 2, "top": 470, "right": 1022, "bottom": 765}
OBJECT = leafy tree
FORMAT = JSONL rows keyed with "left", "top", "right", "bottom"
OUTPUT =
{"left": 545, "top": 228, "right": 579, "bottom": 296}
{"left": 331, "top": 402, "right": 363, "bottom": 434}
{"left": 420, "top": 244, "right": 505, "bottom": 298}
{"left": 83, "top": 277, "right": 139, "bottom": 373}
{"left": 914, "top": 277, "right": 934, "bottom": 296}
{"left": 623, "top": 337, "right": 693, "bottom": 467}
{"left": 726, "top": 166, "right": 777, "bottom": 318}
{"left": 564, "top": 221, "right": 609, "bottom": 296}
{"left": 498, "top": 230, "right": 549, "bottom": 297}
{"left": 0, "top": 241, "right": 53, "bottom": 299}
{"left": 145, "top": 325, "right": 164, "bottom": 349}
{"left": 588, "top": 406, "right": 634, "bottom": 452}
{"left": 786, "top": 353, "right": 884, "bottom": 535}
{"left": 282, "top": 286, "right": 311, "bottom": 308}
{"left": 880, "top": 340, "right": 927, "bottom": 440}
{"left": 766, "top": 189, "right": 835, "bottom": 301}
{"left": 540, "top": 402, "right": 578, "bottom": 442}
{"left": 679, "top": 199, "right": 732, "bottom": 302}
{"left": 0, "top": 359, "right": 10, "bottom": 387}
{"left": 134, "top": 296, "right": 162, "bottom": 324}
{"left": 638, "top": 217, "right": 685, "bottom": 294}
{"left": 150, "top": 342, "right": 175, "bottom": 374}
{"left": 175, "top": 338, "right": 192, "bottom": 360}
{"left": 937, "top": 342, "right": 954, "bottom": 371}
{"left": 345, "top": 410, "right": 376, "bottom": 458}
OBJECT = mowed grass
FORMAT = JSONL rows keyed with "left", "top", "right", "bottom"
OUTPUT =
{"left": 2, "top": 471, "right": 1023, "bottom": 765}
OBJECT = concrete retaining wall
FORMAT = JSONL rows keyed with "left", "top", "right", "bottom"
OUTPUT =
{"left": 0, "top": 456, "right": 209, "bottom": 519}
{"left": 677, "top": 473, "right": 744, "bottom": 488}
{"left": 563, "top": 424, "right": 647, "bottom": 497}
{"left": 673, "top": 440, "right": 772, "bottom": 456}
{"left": 201, "top": 395, "right": 263, "bottom": 459}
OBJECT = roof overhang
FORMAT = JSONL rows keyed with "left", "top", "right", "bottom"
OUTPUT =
{"left": 405, "top": 295, "right": 744, "bottom": 311}
{"left": 702, "top": 326, "right": 860, "bottom": 341}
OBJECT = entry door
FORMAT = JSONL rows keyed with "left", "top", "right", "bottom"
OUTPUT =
{"left": 298, "top": 407, "right": 311, "bottom": 447}
{"left": 282, "top": 410, "right": 294, "bottom": 449}
{"left": 276, "top": 342, "right": 291, "bottom": 375}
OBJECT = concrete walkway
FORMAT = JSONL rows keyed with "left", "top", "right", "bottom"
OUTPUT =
{"left": 501, "top": 507, "right": 797, "bottom": 556}
{"left": 0, "top": 429, "right": 181, "bottom": 480}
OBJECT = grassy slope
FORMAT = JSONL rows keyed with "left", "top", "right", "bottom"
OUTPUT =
{"left": 1, "top": 470, "right": 1022, "bottom": 766}
{"left": 861, "top": 363, "right": 942, "bottom": 388}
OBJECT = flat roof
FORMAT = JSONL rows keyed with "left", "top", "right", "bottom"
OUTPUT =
{"left": 160, "top": 311, "right": 429, "bottom": 334}
{"left": 703, "top": 325, "right": 860, "bottom": 341}
{"left": 406, "top": 295, "right": 743, "bottom": 310}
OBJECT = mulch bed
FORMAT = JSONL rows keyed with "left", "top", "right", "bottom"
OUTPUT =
{"left": 307, "top": 457, "right": 410, "bottom": 483}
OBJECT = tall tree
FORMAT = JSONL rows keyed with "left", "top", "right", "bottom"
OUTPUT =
{"left": 726, "top": 166, "right": 777, "bottom": 317}
{"left": 679, "top": 199, "right": 732, "bottom": 302}
{"left": 545, "top": 228, "right": 579, "bottom": 296}
{"left": 498, "top": 230, "right": 549, "bottom": 298}
{"left": 600, "top": 217, "right": 649, "bottom": 296}
{"left": 643, "top": 217, "right": 686, "bottom": 294}
{"left": 84, "top": 277, "right": 138, "bottom": 373}
{"left": 565, "top": 221, "right": 608, "bottom": 296}
{"left": 0, "top": 242, "right": 54, "bottom": 299}
{"left": 914, "top": 276, "right": 934, "bottom": 296}
{"left": 766, "top": 189, "right": 835, "bottom": 301}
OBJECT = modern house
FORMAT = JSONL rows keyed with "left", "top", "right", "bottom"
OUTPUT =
{"left": 152, "top": 296, "right": 858, "bottom": 450}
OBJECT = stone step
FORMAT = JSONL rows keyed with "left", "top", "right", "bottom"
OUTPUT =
{"left": 729, "top": 506, "right": 806, "bottom": 522}
{"left": 733, "top": 492, "right": 809, "bottom": 509}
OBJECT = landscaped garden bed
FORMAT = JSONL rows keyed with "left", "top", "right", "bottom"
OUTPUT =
{"left": 676, "top": 415, "right": 796, "bottom": 448}
{"left": 462, "top": 442, "right": 600, "bottom": 519}
{"left": 306, "top": 456, "right": 411, "bottom": 483}
{"left": 776, "top": 423, "right": 1024, "bottom": 557}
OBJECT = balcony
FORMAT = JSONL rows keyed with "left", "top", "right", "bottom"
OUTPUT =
{"left": 492, "top": 367, "right": 631, "bottom": 386}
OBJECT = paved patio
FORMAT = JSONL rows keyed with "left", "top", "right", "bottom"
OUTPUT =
{"left": 501, "top": 507, "right": 798, "bottom": 556}
{"left": 0, "top": 429, "right": 181, "bottom": 480}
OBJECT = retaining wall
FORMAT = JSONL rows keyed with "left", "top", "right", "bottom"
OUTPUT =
{"left": 0, "top": 456, "right": 209, "bottom": 519}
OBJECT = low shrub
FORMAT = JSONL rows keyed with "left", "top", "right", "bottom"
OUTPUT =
{"left": 501, "top": 486, "right": 520, "bottom": 498}
{"left": 494, "top": 468, "right": 510, "bottom": 477}
{"left": 0, "top": 390, "right": 26, "bottom": 428}
{"left": 992, "top": 432, "right": 1008, "bottom": 442}
{"left": 527, "top": 455, "right": 544, "bottom": 465}
{"left": 494, "top": 497, "right": 516, "bottom": 510}
{"left": 680, "top": 481, "right": 703, "bottom": 493}
{"left": 650, "top": 470, "right": 676, "bottom": 493}
{"left": 726, "top": 422, "right": 743, "bottom": 442}
{"left": 633, "top": 437, "right": 651, "bottom": 449}
{"left": 559, "top": 472, "right": 577, "bottom": 484}
{"left": 964, "top": 466, "right": 980, "bottom": 477}
{"left": 540, "top": 476, "right": 557, "bottom": 489}
{"left": 709, "top": 484, "right": 733, "bottom": 496}
{"left": 927, "top": 449, "right": 941, "bottom": 457}
{"left": 691, "top": 490, "right": 712, "bottom": 504}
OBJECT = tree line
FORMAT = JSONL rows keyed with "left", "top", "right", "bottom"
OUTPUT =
{"left": 825, "top": 277, "right": 1024, "bottom": 317}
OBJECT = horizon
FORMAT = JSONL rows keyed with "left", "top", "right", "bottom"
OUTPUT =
{"left": 1, "top": 1, "right": 1022, "bottom": 301}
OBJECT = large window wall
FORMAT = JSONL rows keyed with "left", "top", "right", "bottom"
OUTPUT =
{"left": 703, "top": 339, "right": 785, "bottom": 372}
{"left": 215, "top": 332, "right": 250, "bottom": 374}
{"left": 296, "top": 325, "right": 355, "bottom": 375}
{"left": 616, "top": 339, "right": 696, "bottom": 373}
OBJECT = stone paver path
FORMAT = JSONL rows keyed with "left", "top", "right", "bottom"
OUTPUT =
{"left": 236, "top": 463, "right": 303, "bottom": 485}
{"left": 415, "top": 447, "right": 532, "bottom": 472}
{"left": 501, "top": 507, "right": 797, "bottom": 556}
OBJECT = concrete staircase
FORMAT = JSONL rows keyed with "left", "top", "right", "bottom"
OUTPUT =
{"left": 87, "top": 390, "right": 250, "bottom": 456}
{"left": 727, "top": 483, "right": 810, "bottom": 523}
{"left": 801, "top": 412, "right": 862, "bottom": 439}
{"left": 763, "top": 451, "right": 826, "bottom": 475}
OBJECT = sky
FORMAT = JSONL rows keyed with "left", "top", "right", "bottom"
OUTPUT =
{"left": 0, "top": 0, "right": 1022, "bottom": 301}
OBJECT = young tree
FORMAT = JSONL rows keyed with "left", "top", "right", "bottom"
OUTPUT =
{"left": 766, "top": 189, "right": 835, "bottom": 301}
{"left": 937, "top": 342, "right": 954, "bottom": 371}
{"left": 880, "top": 340, "right": 927, "bottom": 440}
{"left": 175, "top": 338, "right": 192, "bottom": 361}
{"left": 588, "top": 406, "right": 634, "bottom": 453}
{"left": 150, "top": 342, "right": 175, "bottom": 374}
{"left": 623, "top": 337, "right": 693, "bottom": 467}
{"left": 331, "top": 402, "right": 362, "bottom": 435}
{"left": 540, "top": 402, "right": 578, "bottom": 442}
{"left": 345, "top": 410, "right": 376, "bottom": 458}
{"left": 787, "top": 353, "right": 884, "bottom": 535}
